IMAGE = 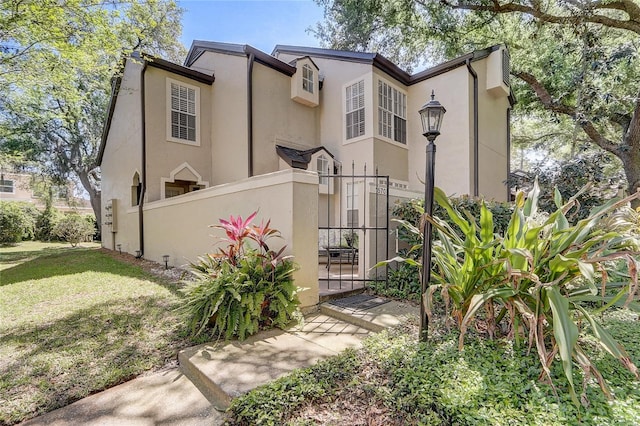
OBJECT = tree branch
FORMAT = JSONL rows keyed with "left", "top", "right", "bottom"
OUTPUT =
{"left": 514, "top": 71, "right": 621, "bottom": 155}
{"left": 439, "top": 0, "right": 640, "bottom": 34}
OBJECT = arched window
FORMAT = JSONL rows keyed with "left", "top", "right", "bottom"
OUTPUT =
{"left": 131, "top": 172, "right": 141, "bottom": 206}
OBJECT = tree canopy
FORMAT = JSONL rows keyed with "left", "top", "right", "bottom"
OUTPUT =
{"left": 313, "top": 0, "right": 640, "bottom": 206}
{"left": 0, "top": 0, "right": 186, "bottom": 229}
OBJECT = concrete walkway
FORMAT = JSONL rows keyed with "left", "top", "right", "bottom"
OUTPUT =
{"left": 20, "top": 295, "right": 418, "bottom": 425}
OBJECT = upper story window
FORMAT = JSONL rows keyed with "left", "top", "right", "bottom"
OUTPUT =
{"left": 302, "top": 64, "right": 314, "bottom": 94}
{"left": 378, "top": 80, "right": 406, "bottom": 144}
{"left": 167, "top": 78, "right": 200, "bottom": 145}
{"left": 0, "top": 179, "right": 14, "bottom": 193}
{"left": 346, "top": 80, "right": 365, "bottom": 140}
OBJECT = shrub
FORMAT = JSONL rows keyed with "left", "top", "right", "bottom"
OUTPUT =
{"left": 370, "top": 260, "right": 421, "bottom": 301}
{"left": 393, "top": 195, "right": 514, "bottom": 239}
{"left": 384, "top": 182, "right": 640, "bottom": 404}
{"left": 53, "top": 213, "right": 95, "bottom": 247}
{"left": 179, "top": 212, "right": 301, "bottom": 340}
{"left": 507, "top": 152, "right": 625, "bottom": 221}
{"left": 35, "top": 202, "right": 62, "bottom": 241}
{"left": 0, "top": 201, "right": 36, "bottom": 244}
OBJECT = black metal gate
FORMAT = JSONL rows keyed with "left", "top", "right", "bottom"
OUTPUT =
{"left": 319, "top": 164, "right": 389, "bottom": 293}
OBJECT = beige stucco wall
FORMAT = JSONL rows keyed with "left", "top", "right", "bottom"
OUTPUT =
{"left": 408, "top": 66, "right": 473, "bottom": 197}
{"left": 0, "top": 173, "right": 33, "bottom": 202}
{"left": 252, "top": 62, "right": 319, "bottom": 175}
{"left": 191, "top": 52, "right": 250, "bottom": 185}
{"left": 474, "top": 51, "right": 510, "bottom": 201}
{"left": 276, "top": 52, "right": 373, "bottom": 162}
{"left": 100, "top": 59, "right": 144, "bottom": 251}
{"left": 143, "top": 169, "right": 319, "bottom": 309}
{"left": 143, "top": 67, "right": 213, "bottom": 202}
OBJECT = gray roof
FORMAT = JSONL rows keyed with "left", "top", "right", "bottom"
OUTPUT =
{"left": 272, "top": 44, "right": 502, "bottom": 86}
{"left": 276, "top": 145, "right": 334, "bottom": 170}
{"left": 185, "top": 41, "right": 296, "bottom": 76}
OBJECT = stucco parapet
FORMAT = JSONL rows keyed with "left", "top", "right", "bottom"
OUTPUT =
{"left": 143, "top": 169, "right": 319, "bottom": 211}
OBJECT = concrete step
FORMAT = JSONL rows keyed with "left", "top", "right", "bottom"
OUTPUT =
{"left": 320, "top": 297, "right": 419, "bottom": 333}
{"left": 177, "top": 314, "right": 370, "bottom": 411}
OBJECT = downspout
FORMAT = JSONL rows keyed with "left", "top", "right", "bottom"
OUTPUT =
{"left": 247, "top": 52, "right": 255, "bottom": 177}
{"left": 139, "top": 59, "right": 148, "bottom": 256}
{"left": 466, "top": 59, "right": 479, "bottom": 197}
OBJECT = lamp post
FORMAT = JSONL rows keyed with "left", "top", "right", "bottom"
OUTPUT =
{"left": 162, "top": 255, "right": 170, "bottom": 270}
{"left": 418, "top": 90, "right": 446, "bottom": 342}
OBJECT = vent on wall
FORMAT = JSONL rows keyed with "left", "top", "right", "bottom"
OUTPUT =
{"left": 502, "top": 50, "right": 510, "bottom": 87}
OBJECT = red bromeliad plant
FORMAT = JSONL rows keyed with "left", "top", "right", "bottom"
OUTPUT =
{"left": 180, "top": 212, "right": 301, "bottom": 340}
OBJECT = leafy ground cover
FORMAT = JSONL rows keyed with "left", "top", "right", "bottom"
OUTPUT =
{"left": 0, "top": 242, "right": 191, "bottom": 425}
{"left": 225, "top": 312, "right": 640, "bottom": 425}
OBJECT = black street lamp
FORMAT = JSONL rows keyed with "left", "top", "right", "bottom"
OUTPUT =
{"left": 418, "top": 90, "right": 446, "bottom": 342}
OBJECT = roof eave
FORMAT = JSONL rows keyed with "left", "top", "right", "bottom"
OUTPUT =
{"left": 97, "top": 74, "right": 122, "bottom": 166}
{"left": 146, "top": 55, "right": 215, "bottom": 85}
{"left": 187, "top": 41, "right": 295, "bottom": 76}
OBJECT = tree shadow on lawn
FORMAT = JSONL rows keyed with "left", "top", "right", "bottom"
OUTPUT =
{"left": 0, "top": 295, "right": 191, "bottom": 425}
{"left": 0, "top": 245, "right": 72, "bottom": 264}
{"left": 0, "top": 247, "right": 182, "bottom": 296}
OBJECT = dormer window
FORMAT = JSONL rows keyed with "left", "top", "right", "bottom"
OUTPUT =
{"left": 291, "top": 57, "right": 319, "bottom": 107}
{"left": 317, "top": 155, "right": 329, "bottom": 185}
{"left": 302, "top": 64, "right": 314, "bottom": 94}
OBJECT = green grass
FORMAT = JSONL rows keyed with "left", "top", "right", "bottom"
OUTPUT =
{"left": 0, "top": 242, "right": 190, "bottom": 425}
{"left": 226, "top": 312, "right": 640, "bottom": 425}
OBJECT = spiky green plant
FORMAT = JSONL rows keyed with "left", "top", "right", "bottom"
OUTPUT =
{"left": 382, "top": 182, "right": 640, "bottom": 404}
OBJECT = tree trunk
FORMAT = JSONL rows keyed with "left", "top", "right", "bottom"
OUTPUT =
{"left": 78, "top": 168, "right": 102, "bottom": 235}
{"left": 621, "top": 150, "right": 640, "bottom": 209}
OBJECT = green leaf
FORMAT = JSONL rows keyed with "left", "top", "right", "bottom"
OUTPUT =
{"left": 544, "top": 287, "right": 579, "bottom": 404}
{"left": 479, "top": 202, "right": 494, "bottom": 245}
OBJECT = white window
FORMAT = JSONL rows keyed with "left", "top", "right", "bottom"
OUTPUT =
{"left": 0, "top": 179, "right": 14, "bottom": 193}
{"left": 378, "top": 80, "right": 406, "bottom": 144}
{"left": 346, "top": 80, "right": 365, "bottom": 140}
{"left": 167, "top": 79, "right": 199, "bottom": 145}
{"left": 317, "top": 155, "right": 329, "bottom": 185}
{"left": 302, "top": 64, "right": 314, "bottom": 94}
{"left": 346, "top": 182, "right": 359, "bottom": 227}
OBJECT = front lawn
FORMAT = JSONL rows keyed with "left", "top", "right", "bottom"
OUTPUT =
{"left": 226, "top": 312, "right": 640, "bottom": 425}
{"left": 0, "top": 242, "right": 190, "bottom": 425}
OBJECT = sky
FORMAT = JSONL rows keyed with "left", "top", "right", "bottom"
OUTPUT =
{"left": 178, "top": 0, "right": 325, "bottom": 54}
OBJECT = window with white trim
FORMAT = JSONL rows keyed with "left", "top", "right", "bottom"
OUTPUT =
{"left": 302, "top": 64, "right": 314, "bottom": 94}
{"left": 346, "top": 182, "right": 359, "bottom": 227}
{"left": 317, "top": 155, "right": 329, "bottom": 185}
{"left": 346, "top": 80, "right": 365, "bottom": 140}
{"left": 168, "top": 79, "right": 199, "bottom": 144}
{"left": 378, "top": 80, "right": 406, "bottom": 144}
{"left": 0, "top": 179, "right": 14, "bottom": 193}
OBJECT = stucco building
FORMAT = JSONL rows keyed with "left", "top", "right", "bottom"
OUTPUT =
{"left": 0, "top": 172, "right": 93, "bottom": 214}
{"left": 98, "top": 41, "right": 513, "bottom": 310}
